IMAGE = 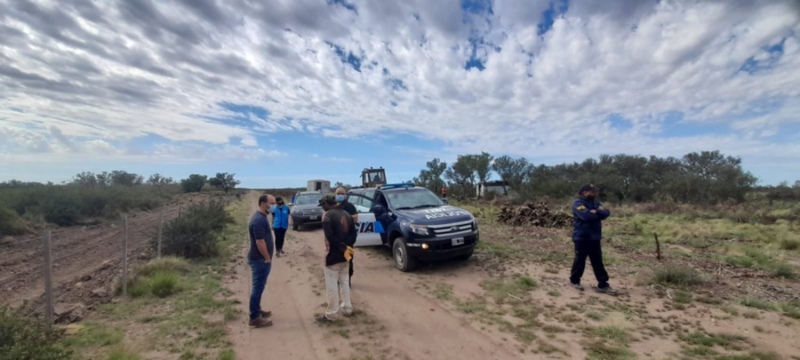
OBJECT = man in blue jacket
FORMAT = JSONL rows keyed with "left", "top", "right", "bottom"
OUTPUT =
{"left": 570, "top": 184, "right": 616, "bottom": 295}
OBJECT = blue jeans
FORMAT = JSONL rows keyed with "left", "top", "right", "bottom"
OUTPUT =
{"left": 248, "top": 260, "right": 271, "bottom": 320}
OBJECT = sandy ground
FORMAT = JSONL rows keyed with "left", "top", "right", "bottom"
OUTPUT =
{"left": 224, "top": 198, "right": 526, "bottom": 360}
{"left": 223, "top": 196, "right": 800, "bottom": 360}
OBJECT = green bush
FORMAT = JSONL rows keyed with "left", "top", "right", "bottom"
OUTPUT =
{"left": 156, "top": 200, "right": 234, "bottom": 259}
{"left": 0, "top": 184, "right": 176, "bottom": 228}
{"left": 127, "top": 281, "right": 150, "bottom": 298}
{"left": 779, "top": 239, "right": 800, "bottom": 251}
{"left": 137, "top": 257, "right": 191, "bottom": 277}
{"left": 0, "top": 306, "right": 72, "bottom": 360}
{"left": 150, "top": 271, "right": 180, "bottom": 298}
{"left": 0, "top": 206, "right": 26, "bottom": 237}
{"left": 652, "top": 265, "right": 705, "bottom": 287}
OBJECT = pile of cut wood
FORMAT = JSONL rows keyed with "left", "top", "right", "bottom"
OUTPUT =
{"left": 497, "top": 202, "right": 572, "bottom": 228}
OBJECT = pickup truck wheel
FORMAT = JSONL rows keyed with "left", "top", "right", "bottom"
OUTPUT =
{"left": 393, "top": 237, "right": 417, "bottom": 272}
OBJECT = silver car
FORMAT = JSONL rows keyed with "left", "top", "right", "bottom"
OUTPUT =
{"left": 290, "top": 191, "right": 324, "bottom": 230}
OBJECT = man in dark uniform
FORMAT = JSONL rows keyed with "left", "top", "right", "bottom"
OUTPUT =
{"left": 569, "top": 184, "right": 616, "bottom": 295}
{"left": 335, "top": 187, "right": 358, "bottom": 284}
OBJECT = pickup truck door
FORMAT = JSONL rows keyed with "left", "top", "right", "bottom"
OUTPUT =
{"left": 346, "top": 194, "right": 383, "bottom": 247}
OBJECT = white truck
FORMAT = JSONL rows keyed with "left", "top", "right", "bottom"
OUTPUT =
{"left": 307, "top": 179, "right": 331, "bottom": 193}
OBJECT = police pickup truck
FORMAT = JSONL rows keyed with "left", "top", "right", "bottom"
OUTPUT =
{"left": 346, "top": 182, "right": 479, "bottom": 272}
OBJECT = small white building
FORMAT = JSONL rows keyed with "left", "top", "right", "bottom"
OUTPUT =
{"left": 476, "top": 180, "right": 514, "bottom": 198}
{"left": 307, "top": 179, "right": 331, "bottom": 193}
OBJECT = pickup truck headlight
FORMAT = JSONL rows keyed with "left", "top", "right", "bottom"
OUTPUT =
{"left": 409, "top": 224, "right": 430, "bottom": 236}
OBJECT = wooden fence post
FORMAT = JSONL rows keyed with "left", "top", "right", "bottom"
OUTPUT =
{"left": 122, "top": 216, "right": 128, "bottom": 297}
{"left": 43, "top": 231, "right": 53, "bottom": 326}
{"left": 157, "top": 208, "right": 164, "bottom": 258}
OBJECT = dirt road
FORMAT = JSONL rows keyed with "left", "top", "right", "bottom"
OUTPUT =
{"left": 224, "top": 200, "right": 524, "bottom": 360}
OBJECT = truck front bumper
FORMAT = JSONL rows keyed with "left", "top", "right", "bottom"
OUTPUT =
{"left": 407, "top": 233, "right": 479, "bottom": 261}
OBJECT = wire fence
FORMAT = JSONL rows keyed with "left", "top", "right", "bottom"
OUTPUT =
{"left": 0, "top": 203, "right": 188, "bottom": 325}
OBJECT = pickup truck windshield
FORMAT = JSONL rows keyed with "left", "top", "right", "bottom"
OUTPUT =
{"left": 294, "top": 194, "right": 319, "bottom": 205}
{"left": 387, "top": 189, "right": 444, "bottom": 210}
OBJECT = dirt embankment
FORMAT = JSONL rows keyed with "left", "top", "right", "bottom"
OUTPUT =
{"left": 0, "top": 193, "right": 216, "bottom": 322}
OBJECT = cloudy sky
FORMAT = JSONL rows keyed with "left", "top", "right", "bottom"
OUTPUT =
{"left": 1, "top": 0, "right": 799, "bottom": 187}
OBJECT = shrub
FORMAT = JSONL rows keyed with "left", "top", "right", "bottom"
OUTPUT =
{"left": 0, "top": 184, "right": 175, "bottom": 228}
{"left": 652, "top": 265, "right": 705, "bottom": 287}
{"left": 137, "top": 257, "right": 191, "bottom": 277}
{"left": 150, "top": 271, "right": 180, "bottom": 298}
{"left": 0, "top": 306, "right": 72, "bottom": 360}
{"left": 156, "top": 200, "right": 234, "bottom": 259}
{"left": 779, "top": 239, "right": 800, "bottom": 251}
{"left": 773, "top": 264, "right": 796, "bottom": 279}
{"left": 181, "top": 174, "right": 207, "bottom": 193}
{"left": 127, "top": 281, "right": 150, "bottom": 298}
{"left": 0, "top": 206, "right": 25, "bottom": 236}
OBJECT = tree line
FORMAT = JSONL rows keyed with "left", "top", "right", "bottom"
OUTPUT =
{"left": 64, "top": 171, "right": 242, "bottom": 193}
{"left": 411, "top": 150, "right": 795, "bottom": 204}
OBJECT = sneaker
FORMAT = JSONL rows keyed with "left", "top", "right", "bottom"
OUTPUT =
{"left": 595, "top": 286, "right": 618, "bottom": 295}
{"left": 315, "top": 315, "right": 334, "bottom": 324}
{"left": 248, "top": 317, "right": 273, "bottom": 328}
{"left": 260, "top": 310, "right": 272, "bottom": 318}
{"left": 570, "top": 282, "right": 584, "bottom": 291}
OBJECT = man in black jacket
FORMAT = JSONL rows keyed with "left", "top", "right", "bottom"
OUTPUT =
{"left": 570, "top": 184, "right": 616, "bottom": 295}
{"left": 316, "top": 194, "right": 355, "bottom": 323}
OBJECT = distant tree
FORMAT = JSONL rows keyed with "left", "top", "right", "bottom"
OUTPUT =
{"left": 208, "top": 172, "right": 241, "bottom": 193}
{"left": 491, "top": 156, "right": 531, "bottom": 195}
{"left": 110, "top": 170, "right": 143, "bottom": 187}
{"left": 95, "top": 171, "right": 112, "bottom": 187}
{"left": 73, "top": 171, "right": 98, "bottom": 187}
{"left": 445, "top": 155, "right": 478, "bottom": 198}
{"left": 0, "top": 180, "right": 45, "bottom": 188}
{"left": 334, "top": 181, "right": 344, "bottom": 188}
{"left": 413, "top": 158, "right": 448, "bottom": 194}
{"left": 181, "top": 174, "right": 208, "bottom": 193}
{"left": 147, "top": 173, "right": 175, "bottom": 186}
{"left": 474, "top": 152, "right": 494, "bottom": 185}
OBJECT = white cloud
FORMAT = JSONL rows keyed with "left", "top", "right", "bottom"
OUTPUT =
{"left": 0, "top": 0, "right": 799, "bottom": 179}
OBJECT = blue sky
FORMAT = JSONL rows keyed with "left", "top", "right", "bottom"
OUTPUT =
{"left": 1, "top": 0, "right": 799, "bottom": 187}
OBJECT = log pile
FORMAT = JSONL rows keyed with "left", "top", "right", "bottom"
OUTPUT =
{"left": 497, "top": 202, "right": 572, "bottom": 228}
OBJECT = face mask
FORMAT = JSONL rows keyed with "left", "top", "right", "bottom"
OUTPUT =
{"left": 336, "top": 194, "right": 345, "bottom": 202}
{"left": 269, "top": 204, "right": 277, "bottom": 213}
{"left": 585, "top": 195, "right": 596, "bottom": 202}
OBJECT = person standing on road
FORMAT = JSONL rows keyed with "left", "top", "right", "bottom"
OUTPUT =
{"left": 247, "top": 194, "right": 276, "bottom": 328}
{"left": 335, "top": 187, "right": 358, "bottom": 284}
{"left": 569, "top": 184, "right": 617, "bottom": 295}
{"left": 272, "top": 196, "right": 290, "bottom": 257}
{"left": 316, "top": 194, "right": 355, "bottom": 323}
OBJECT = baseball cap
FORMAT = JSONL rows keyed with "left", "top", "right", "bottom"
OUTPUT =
{"left": 317, "top": 193, "right": 337, "bottom": 206}
{"left": 578, "top": 184, "right": 597, "bottom": 194}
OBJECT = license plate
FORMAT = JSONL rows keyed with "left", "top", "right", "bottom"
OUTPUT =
{"left": 451, "top": 237, "right": 465, "bottom": 246}
{"left": 310, "top": 216, "right": 319, "bottom": 220}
